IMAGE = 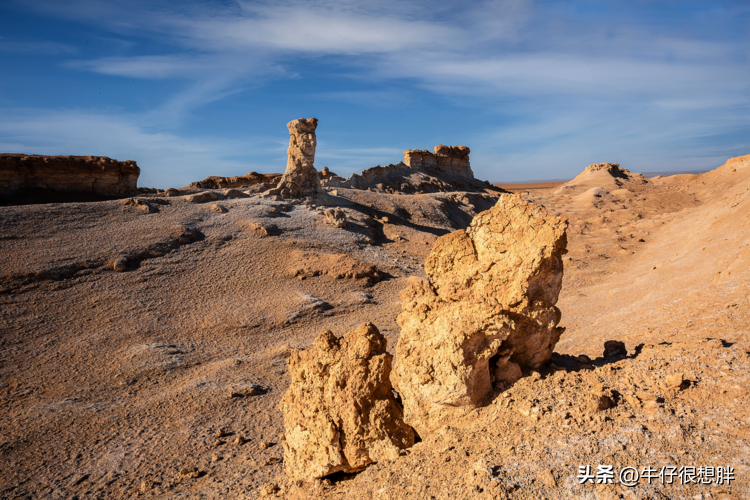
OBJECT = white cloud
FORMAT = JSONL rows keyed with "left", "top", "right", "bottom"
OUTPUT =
{"left": 173, "top": 8, "right": 457, "bottom": 55}
{"left": 67, "top": 55, "right": 226, "bottom": 79}
{"left": 5, "top": 0, "right": 748, "bottom": 184}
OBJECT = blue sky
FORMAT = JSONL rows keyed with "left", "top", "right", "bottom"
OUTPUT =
{"left": 0, "top": 0, "right": 748, "bottom": 188}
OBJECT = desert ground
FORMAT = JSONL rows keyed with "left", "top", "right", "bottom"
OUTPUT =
{"left": 1, "top": 155, "right": 749, "bottom": 500}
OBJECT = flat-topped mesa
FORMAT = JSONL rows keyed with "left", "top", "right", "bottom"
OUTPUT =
{"left": 270, "top": 117, "right": 320, "bottom": 198}
{"left": 0, "top": 154, "right": 139, "bottom": 204}
{"left": 403, "top": 145, "right": 473, "bottom": 177}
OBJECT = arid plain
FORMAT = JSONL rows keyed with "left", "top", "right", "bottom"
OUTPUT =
{"left": 1, "top": 137, "right": 748, "bottom": 498}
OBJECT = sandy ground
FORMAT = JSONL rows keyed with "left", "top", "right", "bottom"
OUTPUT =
{"left": 1, "top": 157, "right": 748, "bottom": 499}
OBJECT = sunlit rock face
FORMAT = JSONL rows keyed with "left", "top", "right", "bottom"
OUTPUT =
{"left": 0, "top": 154, "right": 139, "bottom": 202}
{"left": 403, "top": 145, "right": 473, "bottom": 177}
{"left": 393, "top": 194, "right": 568, "bottom": 437}
{"left": 271, "top": 118, "right": 320, "bottom": 198}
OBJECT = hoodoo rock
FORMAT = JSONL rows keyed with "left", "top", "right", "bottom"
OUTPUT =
{"left": 270, "top": 118, "right": 320, "bottom": 198}
{"left": 392, "top": 194, "right": 568, "bottom": 436}
{"left": 279, "top": 323, "right": 415, "bottom": 481}
{"left": 0, "top": 154, "right": 139, "bottom": 204}
{"left": 403, "top": 145, "right": 473, "bottom": 177}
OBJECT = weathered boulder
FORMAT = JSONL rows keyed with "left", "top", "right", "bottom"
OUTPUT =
{"left": 392, "top": 194, "right": 568, "bottom": 436}
{"left": 319, "top": 166, "right": 339, "bottom": 180}
{"left": 186, "top": 191, "right": 220, "bottom": 203}
{"left": 279, "top": 323, "right": 415, "bottom": 481}
{"left": 270, "top": 118, "right": 320, "bottom": 198}
{"left": 242, "top": 221, "right": 271, "bottom": 237}
{"left": 120, "top": 197, "right": 152, "bottom": 214}
{"left": 0, "top": 154, "right": 139, "bottom": 203}
{"left": 403, "top": 145, "right": 473, "bottom": 177}
{"left": 321, "top": 207, "right": 347, "bottom": 228}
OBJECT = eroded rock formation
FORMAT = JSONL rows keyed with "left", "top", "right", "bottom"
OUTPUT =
{"left": 0, "top": 154, "right": 139, "bottom": 203}
{"left": 320, "top": 144, "right": 495, "bottom": 194}
{"left": 392, "top": 194, "right": 568, "bottom": 436}
{"left": 321, "top": 162, "right": 497, "bottom": 194}
{"left": 271, "top": 118, "right": 320, "bottom": 198}
{"left": 583, "top": 162, "right": 627, "bottom": 175}
{"left": 403, "top": 145, "right": 473, "bottom": 177}
{"left": 279, "top": 323, "right": 415, "bottom": 481}
{"left": 189, "top": 172, "right": 281, "bottom": 190}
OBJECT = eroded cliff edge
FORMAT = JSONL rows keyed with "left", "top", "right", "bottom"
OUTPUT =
{"left": 0, "top": 154, "right": 140, "bottom": 205}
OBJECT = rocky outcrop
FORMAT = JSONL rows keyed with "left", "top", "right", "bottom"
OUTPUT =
{"left": 403, "top": 145, "right": 473, "bottom": 177}
{"left": 319, "top": 143, "right": 498, "bottom": 194}
{"left": 270, "top": 118, "right": 320, "bottom": 198}
{"left": 321, "top": 207, "right": 347, "bottom": 228}
{"left": 321, "top": 162, "right": 499, "bottom": 195}
{"left": 188, "top": 172, "right": 281, "bottom": 190}
{"left": 288, "top": 251, "right": 381, "bottom": 283}
{"left": 279, "top": 323, "right": 415, "bottom": 481}
{"left": 582, "top": 162, "right": 628, "bottom": 176}
{"left": 392, "top": 194, "right": 568, "bottom": 436}
{"left": 0, "top": 154, "right": 139, "bottom": 204}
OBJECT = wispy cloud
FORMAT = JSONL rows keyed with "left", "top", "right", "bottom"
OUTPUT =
{"left": 32, "top": 0, "right": 750, "bottom": 110}
{"left": 172, "top": 5, "right": 459, "bottom": 55}
{"left": 3, "top": 0, "right": 748, "bottom": 185}
{"left": 66, "top": 55, "right": 227, "bottom": 79}
{"left": 0, "top": 109, "right": 283, "bottom": 187}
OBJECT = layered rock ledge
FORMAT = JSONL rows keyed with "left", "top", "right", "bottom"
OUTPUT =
{"left": 403, "top": 145, "right": 473, "bottom": 177}
{"left": 0, "top": 154, "right": 139, "bottom": 204}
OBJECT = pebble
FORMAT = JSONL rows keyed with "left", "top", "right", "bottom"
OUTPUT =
{"left": 260, "top": 483, "right": 280, "bottom": 497}
{"left": 179, "top": 467, "right": 201, "bottom": 479}
{"left": 665, "top": 373, "right": 684, "bottom": 389}
{"left": 228, "top": 383, "right": 263, "bottom": 398}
